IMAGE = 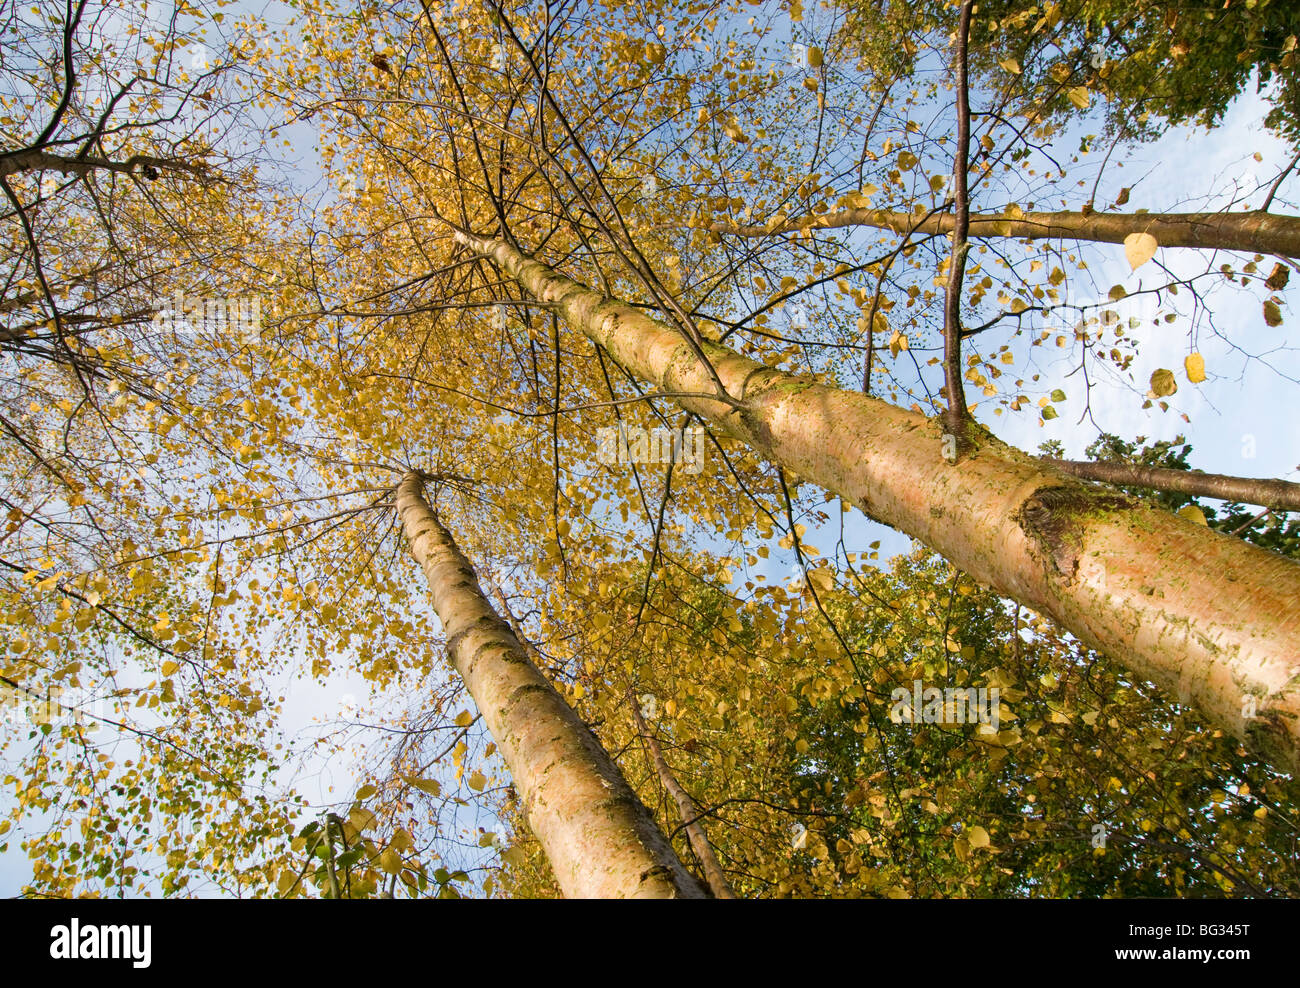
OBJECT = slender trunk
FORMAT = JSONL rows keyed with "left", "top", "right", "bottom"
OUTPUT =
{"left": 940, "top": 0, "right": 973, "bottom": 439}
{"left": 1043, "top": 459, "right": 1300, "bottom": 513}
{"left": 396, "top": 474, "right": 707, "bottom": 898}
{"left": 708, "top": 207, "right": 1300, "bottom": 259}
{"left": 630, "top": 696, "right": 736, "bottom": 899}
{"left": 454, "top": 231, "right": 1300, "bottom": 773}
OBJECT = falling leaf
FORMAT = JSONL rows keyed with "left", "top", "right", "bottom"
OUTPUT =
{"left": 1149, "top": 368, "right": 1177, "bottom": 397}
{"left": 1184, "top": 352, "right": 1206, "bottom": 383}
{"left": 1123, "top": 231, "right": 1158, "bottom": 271}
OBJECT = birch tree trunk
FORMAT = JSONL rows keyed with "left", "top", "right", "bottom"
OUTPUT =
{"left": 454, "top": 231, "right": 1300, "bottom": 774}
{"left": 396, "top": 473, "right": 707, "bottom": 898}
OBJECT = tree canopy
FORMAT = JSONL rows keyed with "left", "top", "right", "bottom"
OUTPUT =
{"left": 1, "top": 0, "right": 1298, "bottom": 899}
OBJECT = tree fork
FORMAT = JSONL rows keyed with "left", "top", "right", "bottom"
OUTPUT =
{"left": 454, "top": 230, "right": 1300, "bottom": 774}
{"left": 396, "top": 473, "right": 707, "bottom": 898}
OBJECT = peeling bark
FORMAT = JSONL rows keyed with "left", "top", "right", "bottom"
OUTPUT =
{"left": 396, "top": 473, "right": 707, "bottom": 898}
{"left": 455, "top": 231, "right": 1300, "bottom": 774}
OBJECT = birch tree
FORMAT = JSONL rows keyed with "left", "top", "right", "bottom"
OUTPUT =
{"left": 395, "top": 472, "right": 706, "bottom": 897}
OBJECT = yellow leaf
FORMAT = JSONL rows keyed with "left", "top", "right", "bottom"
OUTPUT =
{"left": 1067, "top": 87, "right": 1091, "bottom": 109}
{"left": 997, "top": 57, "right": 1021, "bottom": 75}
{"left": 401, "top": 774, "right": 441, "bottom": 796}
{"left": 1123, "top": 231, "right": 1158, "bottom": 271}
{"left": 1149, "top": 368, "right": 1177, "bottom": 397}
{"left": 1177, "top": 505, "right": 1208, "bottom": 526}
{"left": 1184, "top": 352, "right": 1206, "bottom": 383}
{"left": 1264, "top": 299, "right": 1284, "bottom": 327}
{"left": 967, "top": 825, "right": 990, "bottom": 849}
{"left": 454, "top": 709, "right": 473, "bottom": 727}
{"left": 348, "top": 807, "right": 377, "bottom": 832}
{"left": 467, "top": 770, "right": 487, "bottom": 791}
{"left": 379, "top": 848, "right": 402, "bottom": 874}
